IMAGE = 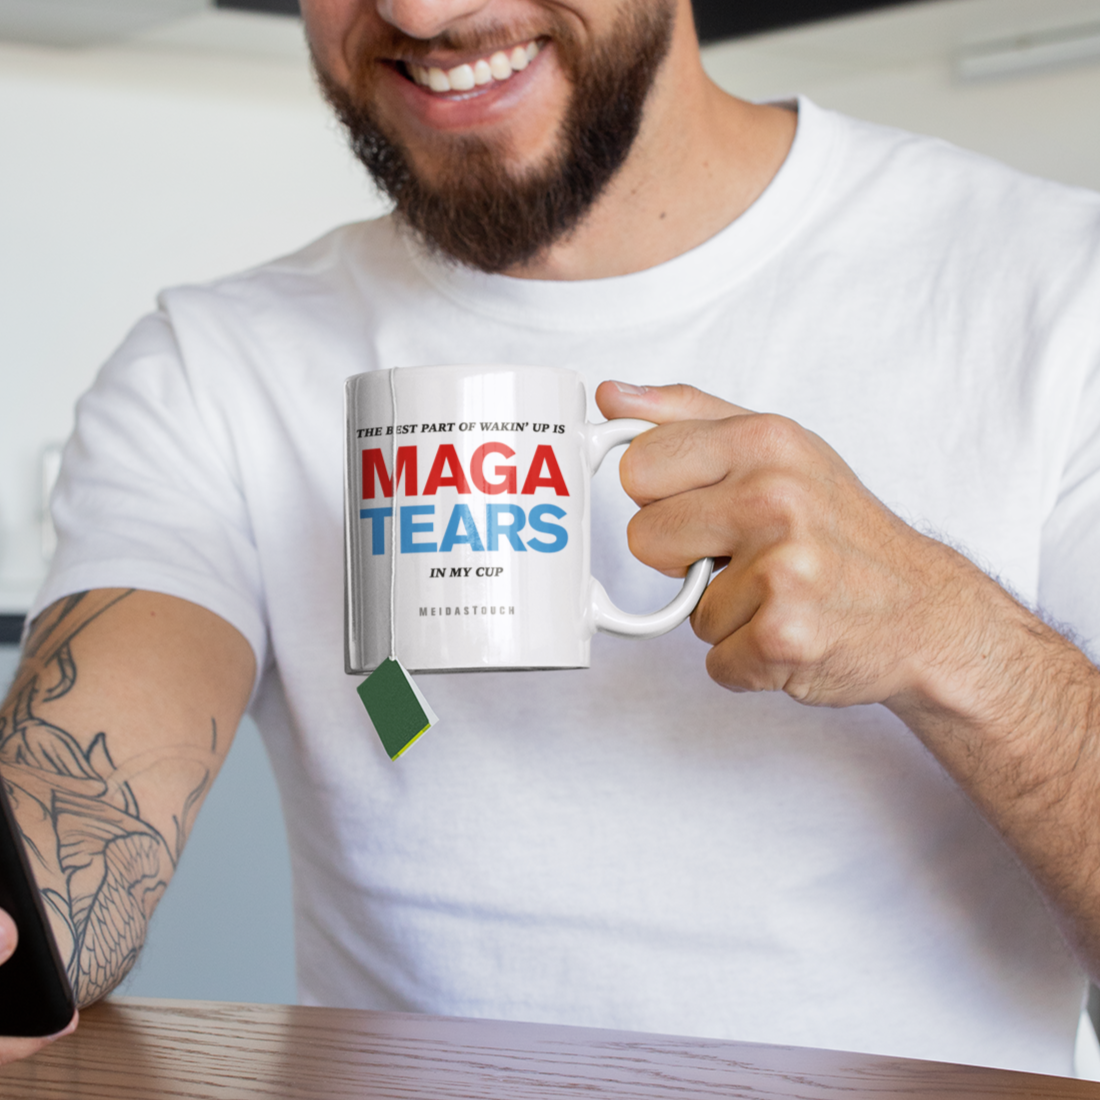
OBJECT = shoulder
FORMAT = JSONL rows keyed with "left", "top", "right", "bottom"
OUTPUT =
{"left": 88, "top": 216, "right": 418, "bottom": 421}
{"left": 802, "top": 98, "right": 1100, "bottom": 318}
{"left": 117, "top": 214, "right": 434, "bottom": 391}
{"left": 158, "top": 214, "right": 411, "bottom": 324}
{"left": 813, "top": 97, "right": 1100, "bottom": 241}
{"left": 816, "top": 98, "right": 1100, "bottom": 222}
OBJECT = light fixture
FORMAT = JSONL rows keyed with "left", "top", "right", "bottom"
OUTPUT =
{"left": 957, "top": 22, "right": 1100, "bottom": 81}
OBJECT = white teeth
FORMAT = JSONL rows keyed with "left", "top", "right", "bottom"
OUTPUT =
{"left": 447, "top": 63, "right": 475, "bottom": 91}
{"left": 412, "top": 40, "right": 541, "bottom": 93}
{"left": 488, "top": 51, "right": 512, "bottom": 80}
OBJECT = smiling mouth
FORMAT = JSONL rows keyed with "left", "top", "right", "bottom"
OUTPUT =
{"left": 397, "top": 39, "right": 543, "bottom": 94}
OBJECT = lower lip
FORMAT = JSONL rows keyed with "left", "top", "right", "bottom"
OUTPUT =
{"left": 384, "top": 48, "right": 548, "bottom": 133}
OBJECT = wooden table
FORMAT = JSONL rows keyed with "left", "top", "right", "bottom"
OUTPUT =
{"left": 2, "top": 997, "right": 1098, "bottom": 1099}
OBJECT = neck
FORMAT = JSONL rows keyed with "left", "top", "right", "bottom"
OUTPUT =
{"left": 509, "top": 4, "right": 797, "bottom": 282}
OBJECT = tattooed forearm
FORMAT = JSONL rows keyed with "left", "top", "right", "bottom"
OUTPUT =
{"left": 0, "top": 591, "right": 212, "bottom": 1005}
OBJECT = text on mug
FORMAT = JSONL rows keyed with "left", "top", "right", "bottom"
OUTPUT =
{"left": 361, "top": 444, "right": 569, "bottom": 499}
{"left": 359, "top": 504, "right": 568, "bottom": 554}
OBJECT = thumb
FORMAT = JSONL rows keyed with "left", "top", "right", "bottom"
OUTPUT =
{"left": 0, "top": 909, "right": 16, "bottom": 966}
{"left": 595, "top": 381, "right": 751, "bottom": 425}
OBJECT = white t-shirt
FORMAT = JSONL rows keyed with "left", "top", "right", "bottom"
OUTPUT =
{"left": 33, "top": 99, "right": 1100, "bottom": 1074}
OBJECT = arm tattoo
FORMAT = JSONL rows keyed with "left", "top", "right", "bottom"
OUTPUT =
{"left": 0, "top": 592, "right": 214, "bottom": 1005}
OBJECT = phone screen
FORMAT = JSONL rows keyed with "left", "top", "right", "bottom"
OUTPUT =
{"left": 0, "top": 772, "right": 76, "bottom": 1036}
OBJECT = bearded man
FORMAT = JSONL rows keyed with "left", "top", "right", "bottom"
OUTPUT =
{"left": 3, "top": 0, "right": 1100, "bottom": 1078}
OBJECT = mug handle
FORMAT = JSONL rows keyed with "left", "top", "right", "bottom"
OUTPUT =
{"left": 584, "top": 418, "right": 714, "bottom": 640}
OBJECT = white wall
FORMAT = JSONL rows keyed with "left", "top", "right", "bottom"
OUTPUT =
{"left": 702, "top": 0, "right": 1100, "bottom": 191}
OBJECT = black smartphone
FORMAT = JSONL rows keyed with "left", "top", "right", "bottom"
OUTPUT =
{"left": 0, "top": 771, "right": 76, "bottom": 1036}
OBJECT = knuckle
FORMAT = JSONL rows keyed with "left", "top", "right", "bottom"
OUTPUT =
{"left": 617, "top": 444, "right": 646, "bottom": 501}
{"left": 625, "top": 511, "right": 650, "bottom": 563}
{"left": 740, "top": 470, "right": 805, "bottom": 528}
{"left": 619, "top": 427, "right": 692, "bottom": 503}
{"left": 751, "top": 606, "right": 820, "bottom": 668}
{"left": 705, "top": 642, "right": 769, "bottom": 693}
{"left": 666, "top": 382, "right": 705, "bottom": 408}
{"left": 627, "top": 498, "right": 695, "bottom": 571}
{"left": 625, "top": 509, "right": 664, "bottom": 569}
{"left": 689, "top": 590, "right": 723, "bottom": 645}
{"left": 738, "top": 412, "right": 803, "bottom": 461}
{"left": 763, "top": 542, "right": 825, "bottom": 592}
{"left": 648, "top": 424, "right": 698, "bottom": 467}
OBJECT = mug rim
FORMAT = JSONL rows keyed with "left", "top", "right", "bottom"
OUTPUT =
{"left": 346, "top": 364, "right": 581, "bottom": 383}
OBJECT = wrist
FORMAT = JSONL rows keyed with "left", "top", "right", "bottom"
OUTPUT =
{"left": 885, "top": 553, "right": 1096, "bottom": 800}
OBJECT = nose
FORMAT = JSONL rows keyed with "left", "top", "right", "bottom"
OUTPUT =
{"left": 375, "top": 0, "right": 493, "bottom": 40}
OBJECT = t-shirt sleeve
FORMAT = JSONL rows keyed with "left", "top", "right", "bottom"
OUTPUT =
{"left": 1039, "top": 313, "right": 1100, "bottom": 660}
{"left": 27, "top": 309, "right": 269, "bottom": 686}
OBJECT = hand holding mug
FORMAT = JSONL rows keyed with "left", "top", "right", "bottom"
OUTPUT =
{"left": 344, "top": 366, "right": 713, "bottom": 674}
{"left": 596, "top": 380, "right": 976, "bottom": 710}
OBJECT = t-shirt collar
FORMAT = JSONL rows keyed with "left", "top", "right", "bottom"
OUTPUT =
{"left": 403, "top": 97, "right": 840, "bottom": 333}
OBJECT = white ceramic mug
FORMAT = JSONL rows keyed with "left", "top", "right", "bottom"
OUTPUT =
{"left": 344, "top": 365, "right": 713, "bottom": 673}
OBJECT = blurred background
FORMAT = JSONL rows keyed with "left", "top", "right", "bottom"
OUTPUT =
{"left": 1, "top": 0, "right": 1099, "bottom": 1067}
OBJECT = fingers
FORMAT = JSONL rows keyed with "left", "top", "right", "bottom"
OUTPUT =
{"left": 681, "top": 543, "right": 829, "bottom": 697}
{"left": 699, "top": 569, "right": 831, "bottom": 693}
{"left": 53, "top": 1012, "right": 79, "bottom": 1040}
{"left": 0, "top": 1011, "right": 78, "bottom": 1067}
{"left": 632, "top": 475, "right": 834, "bottom": 695}
{"left": 0, "top": 909, "right": 79, "bottom": 1065}
{"left": 595, "top": 380, "right": 752, "bottom": 425}
{"left": 597, "top": 382, "right": 922, "bottom": 707}
{"left": 0, "top": 1036, "right": 54, "bottom": 1066}
{"left": 625, "top": 479, "right": 753, "bottom": 573}
{"left": 618, "top": 411, "right": 833, "bottom": 509}
{"left": 624, "top": 429, "right": 828, "bottom": 572}
{"left": 690, "top": 544, "right": 823, "bottom": 643}
{"left": 705, "top": 626, "right": 803, "bottom": 696}
{"left": 0, "top": 908, "right": 15, "bottom": 966}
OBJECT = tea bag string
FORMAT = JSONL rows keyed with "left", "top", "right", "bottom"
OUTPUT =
{"left": 389, "top": 366, "right": 398, "bottom": 662}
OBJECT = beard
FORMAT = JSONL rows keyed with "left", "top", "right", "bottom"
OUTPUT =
{"left": 314, "top": 3, "right": 675, "bottom": 274}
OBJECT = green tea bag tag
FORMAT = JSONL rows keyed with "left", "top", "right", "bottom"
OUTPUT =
{"left": 355, "top": 372, "right": 439, "bottom": 761}
{"left": 357, "top": 657, "right": 439, "bottom": 760}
